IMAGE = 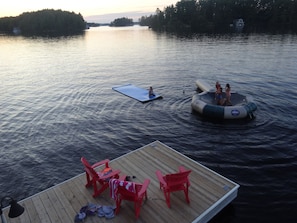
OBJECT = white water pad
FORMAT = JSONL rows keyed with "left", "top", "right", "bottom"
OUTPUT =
{"left": 112, "top": 84, "right": 162, "bottom": 102}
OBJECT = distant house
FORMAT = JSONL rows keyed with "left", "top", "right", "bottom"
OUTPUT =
{"left": 230, "top": 18, "right": 244, "bottom": 32}
{"left": 234, "top": 18, "right": 244, "bottom": 32}
{"left": 12, "top": 27, "right": 21, "bottom": 35}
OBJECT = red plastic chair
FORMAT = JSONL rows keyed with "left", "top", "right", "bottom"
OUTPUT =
{"left": 111, "top": 178, "right": 150, "bottom": 218}
{"left": 156, "top": 166, "right": 191, "bottom": 208}
{"left": 81, "top": 157, "right": 121, "bottom": 197}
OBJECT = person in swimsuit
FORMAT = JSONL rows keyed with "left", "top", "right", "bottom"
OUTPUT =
{"left": 215, "top": 87, "right": 226, "bottom": 105}
{"left": 215, "top": 81, "right": 221, "bottom": 91}
{"left": 215, "top": 81, "right": 221, "bottom": 100}
{"left": 225, "top": 83, "right": 232, "bottom": 105}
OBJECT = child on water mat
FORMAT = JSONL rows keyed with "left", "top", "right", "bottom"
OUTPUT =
{"left": 149, "top": 86, "right": 155, "bottom": 98}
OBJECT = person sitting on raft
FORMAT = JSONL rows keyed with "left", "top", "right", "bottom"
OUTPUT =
{"left": 149, "top": 86, "right": 155, "bottom": 98}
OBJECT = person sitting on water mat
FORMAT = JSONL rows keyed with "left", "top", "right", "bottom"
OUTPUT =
{"left": 149, "top": 86, "right": 155, "bottom": 98}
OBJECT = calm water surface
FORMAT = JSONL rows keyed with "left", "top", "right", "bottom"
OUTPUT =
{"left": 1, "top": 26, "right": 297, "bottom": 223}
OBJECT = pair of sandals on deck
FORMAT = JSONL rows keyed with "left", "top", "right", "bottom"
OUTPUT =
{"left": 74, "top": 203, "right": 115, "bottom": 222}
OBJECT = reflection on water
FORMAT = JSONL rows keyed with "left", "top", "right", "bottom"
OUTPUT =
{"left": 1, "top": 26, "right": 297, "bottom": 222}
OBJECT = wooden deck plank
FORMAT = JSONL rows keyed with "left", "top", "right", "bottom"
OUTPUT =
{"left": 3, "top": 141, "right": 239, "bottom": 223}
{"left": 20, "top": 199, "right": 38, "bottom": 223}
{"left": 53, "top": 186, "right": 78, "bottom": 221}
{"left": 38, "top": 190, "right": 60, "bottom": 223}
{"left": 31, "top": 195, "right": 51, "bottom": 223}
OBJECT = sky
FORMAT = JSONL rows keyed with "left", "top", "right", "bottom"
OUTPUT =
{"left": 1, "top": 0, "right": 178, "bottom": 23}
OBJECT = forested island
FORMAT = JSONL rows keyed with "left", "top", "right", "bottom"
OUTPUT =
{"left": 0, "top": 9, "right": 86, "bottom": 36}
{"left": 110, "top": 17, "right": 134, "bottom": 27}
{"left": 139, "top": 0, "right": 297, "bottom": 33}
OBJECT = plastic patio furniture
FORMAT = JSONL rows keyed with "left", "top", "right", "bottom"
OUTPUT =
{"left": 156, "top": 166, "right": 191, "bottom": 208}
{"left": 81, "top": 157, "right": 121, "bottom": 197}
{"left": 110, "top": 178, "right": 150, "bottom": 218}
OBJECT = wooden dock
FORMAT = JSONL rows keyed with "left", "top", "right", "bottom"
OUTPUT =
{"left": 3, "top": 141, "right": 239, "bottom": 223}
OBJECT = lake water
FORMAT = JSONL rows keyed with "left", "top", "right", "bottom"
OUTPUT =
{"left": 1, "top": 26, "right": 297, "bottom": 222}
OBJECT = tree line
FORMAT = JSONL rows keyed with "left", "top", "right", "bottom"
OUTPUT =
{"left": 0, "top": 9, "right": 87, "bottom": 36}
{"left": 139, "top": 0, "right": 297, "bottom": 33}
